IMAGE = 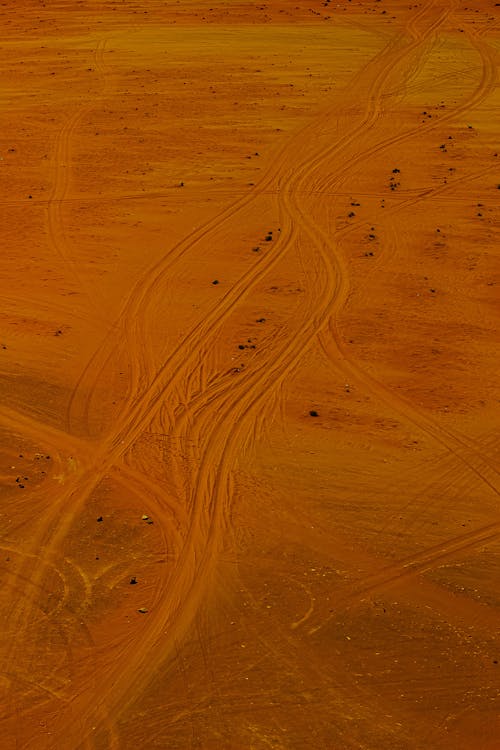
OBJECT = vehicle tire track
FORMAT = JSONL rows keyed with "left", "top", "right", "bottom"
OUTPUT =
{"left": 5, "top": 6, "right": 480, "bottom": 743}
{"left": 64, "top": 0, "right": 441, "bottom": 438}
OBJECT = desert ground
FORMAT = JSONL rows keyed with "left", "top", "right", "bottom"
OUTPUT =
{"left": 0, "top": 0, "right": 499, "bottom": 747}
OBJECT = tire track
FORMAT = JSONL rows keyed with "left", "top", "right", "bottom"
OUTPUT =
{"left": 64, "top": 0, "right": 440, "bottom": 438}
{"left": 308, "top": 521, "right": 500, "bottom": 635}
{"left": 46, "top": 38, "right": 110, "bottom": 325}
{"left": 315, "top": 15, "right": 496, "bottom": 197}
{"left": 68, "top": 2, "right": 465, "bottom": 722}
{"left": 4, "top": 5, "right": 478, "bottom": 743}
{"left": 64, "top": 8, "right": 460, "bottom": 706}
{"left": 302, "top": 28, "right": 499, "bottom": 631}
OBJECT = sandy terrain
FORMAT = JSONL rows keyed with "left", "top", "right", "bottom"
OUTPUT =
{"left": 0, "top": 0, "right": 499, "bottom": 747}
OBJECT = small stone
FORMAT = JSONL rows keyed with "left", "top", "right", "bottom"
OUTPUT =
{"left": 309, "top": 410, "right": 319, "bottom": 417}
{"left": 130, "top": 577, "right": 137, "bottom": 585}
{"left": 138, "top": 607, "right": 148, "bottom": 614}
{"left": 97, "top": 516, "right": 103, "bottom": 522}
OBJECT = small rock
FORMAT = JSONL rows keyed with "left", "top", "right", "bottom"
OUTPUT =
{"left": 309, "top": 410, "right": 319, "bottom": 417}
{"left": 97, "top": 516, "right": 103, "bottom": 522}
{"left": 138, "top": 607, "right": 148, "bottom": 614}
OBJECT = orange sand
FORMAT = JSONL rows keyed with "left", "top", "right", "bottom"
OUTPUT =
{"left": 0, "top": 1, "right": 499, "bottom": 748}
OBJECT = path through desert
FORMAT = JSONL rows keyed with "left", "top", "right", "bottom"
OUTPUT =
{"left": 1, "top": 1, "right": 499, "bottom": 748}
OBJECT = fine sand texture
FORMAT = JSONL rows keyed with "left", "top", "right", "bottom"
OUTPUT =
{"left": 1, "top": 1, "right": 499, "bottom": 748}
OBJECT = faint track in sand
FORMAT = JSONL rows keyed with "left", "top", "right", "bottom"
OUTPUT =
{"left": 45, "top": 38, "right": 111, "bottom": 326}
{"left": 5, "top": 3, "right": 495, "bottom": 745}
{"left": 63, "top": 0, "right": 442, "bottom": 440}
{"left": 305, "top": 24, "right": 500, "bottom": 632}
{"left": 308, "top": 520, "right": 500, "bottom": 635}
{"left": 55, "top": 0, "right": 471, "bottom": 737}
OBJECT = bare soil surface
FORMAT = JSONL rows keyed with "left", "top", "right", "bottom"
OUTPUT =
{"left": 1, "top": 1, "right": 499, "bottom": 748}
